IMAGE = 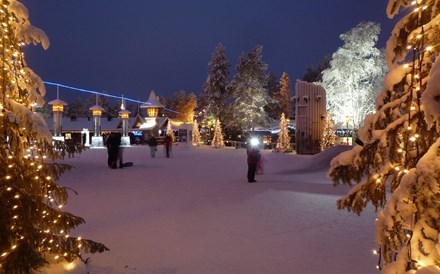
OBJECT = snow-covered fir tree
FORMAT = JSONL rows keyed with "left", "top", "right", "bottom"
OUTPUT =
{"left": 275, "top": 113, "right": 291, "bottom": 152}
{"left": 227, "top": 45, "right": 272, "bottom": 132}
{"left": 329, "top": 1, "right": 440, "bottom": 272}
{"left": 320, "top": 113, "right": 337, "bottom": 151}
{"left": 211, "top": 119, "right": 224, "bottom": 148}
{"left": 166, "top": 120, "right": 175, "bottom": 142}
{"left": 200, "top": 43, "right": 230, "bottom": 121}
{"left": 192, "top": 119, "right": 201, "bottom": 146}
{"left": 321, "top": 21, "right": 387, "bottom": 129}
{"left": 65, "top": 96, "right": 87, "bottom": 118}
{"left": 274, "top": 72, "right": 292, "bottom": 119}
{"left": 0, "top": 1, "right": 108, "bottom": 272}
{"left": 265, "top": 72, "right": 281, "bottom": 119}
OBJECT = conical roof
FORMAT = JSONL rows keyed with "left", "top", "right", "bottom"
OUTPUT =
{"left": 140, "top": 90, "right": 164, "bottom": 109}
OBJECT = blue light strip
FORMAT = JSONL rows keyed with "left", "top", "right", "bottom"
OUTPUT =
{"left": 43, "top": 81, "right": 147, "bottom": 105}
{"left": 43, "top": 81, "right": 187, "bottom": 115}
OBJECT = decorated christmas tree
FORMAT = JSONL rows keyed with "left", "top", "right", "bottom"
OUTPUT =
{"left": 275, "top": 113, "right": 291, "bottom": 152}
{"left": 329, "top": 1, "right": 440, "bottom": 272}
{"left": 0, "top": 1, "right": 108, "bottom": 272}
{"left": 192, "top": 119, "right": 200, "bottom": 146}
{"left": 211, "top": 119, "right": 224, "bottom": 148}
{"left": 166, "top": 120, "right": 175, "bottom": 141}
{"left": 320, "top": 113, "right": 337, "bottom": 151}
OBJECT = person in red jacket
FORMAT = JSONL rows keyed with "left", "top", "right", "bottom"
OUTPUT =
{"left": 164, "top": 135, "right": 172, "bottom": 158}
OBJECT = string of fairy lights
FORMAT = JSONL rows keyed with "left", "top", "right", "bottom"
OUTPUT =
{"left": 371, "top": 0, "right": 434, "bottom": 271}
{"left": 0, "top": 3, "right": 101, "bottom": 270}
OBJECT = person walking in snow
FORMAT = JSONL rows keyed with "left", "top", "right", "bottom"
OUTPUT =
{"left": 247, "top": 143, "right": 261, "bottom": 183}
{"left": 148, "top": 135, "right": 158, "bottom": 158}
{"left": 164, "top": 135, "right": 172, "bottom": 158}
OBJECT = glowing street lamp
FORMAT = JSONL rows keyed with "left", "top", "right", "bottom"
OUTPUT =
{"left": 48, "top": 86, "right": 67, "bottom": 139}
{"left": 89, "top": 95, "right": 105, "bottom": 147}
{"left": 119, "top": 96, "right": 131, "bottom": 138}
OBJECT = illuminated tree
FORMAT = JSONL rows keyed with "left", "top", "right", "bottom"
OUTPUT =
{"left": 227, "top": 45, "right": 272, "bottom": 131}
{"left": 320, "top": 113, "right": 337, "bottom": 151}
{"left": 166, "top": 90, "right": 197, "bottom": 122}
{"left": 329, "top": 1, "right": 440, "bottom": 272}
{"left": 275, "top": 113, "right": 291, "bottom": 152}
{"left": 192, "top": 119, "right": 200, "bottom": 146}
{"left": 211, "top": 119, "right": 224, "bottom": 148}
{"left": 200, "top": 43, "right": 230, "bottom": 121}
{"left": 321, "top": 21, "right": 387, "bottom": 129}
{"left": 166, "top": 120, "right": 175, "bottom": 142}
{"left": 274, "top": 72, "right": 292, "bottom": 118}
{"left": 0, "top": 1, "right": 108, "bottom": 272}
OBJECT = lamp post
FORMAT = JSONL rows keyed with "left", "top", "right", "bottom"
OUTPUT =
{"left": 89, "top": 94, "right": 105, "bottom": 147}
{"left": 48, "top": 86, "right": 67, "bottom": 141}
{"left": 119, "top": 96, "right": 131, "bottom": 146}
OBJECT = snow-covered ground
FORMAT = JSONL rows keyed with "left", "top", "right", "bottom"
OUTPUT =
{"left": 42, "top": 143, "right": 378, "bottom": 274}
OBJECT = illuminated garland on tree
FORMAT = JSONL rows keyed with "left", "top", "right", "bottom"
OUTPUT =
{"left": 192, "top": 119, "right": 200, "bottom": 146}
{"left": 211, "top": 119, "right": 224, "bottom": 148}
{"left": 320, "top": 113, "right": 337, "bottom": 151}
{"left": 0, "top": 1, "right": 108, "bottom": 272}
{"left": 329, "top": 0, "right": 440, "bottom": 272}
{"left": 166, "top": 120, "right": 175, "bottom": 142}
{"left": 275, "top": 113, "right": 291, "bottom": 152}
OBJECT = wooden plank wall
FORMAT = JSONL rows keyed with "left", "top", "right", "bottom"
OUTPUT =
{"left": 294, "top": 80, "right": 326, "bottom": 155}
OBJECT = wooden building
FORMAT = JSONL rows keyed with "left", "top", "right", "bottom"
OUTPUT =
{"left": 294, "top": 80, "right": 326, "bottom": 155}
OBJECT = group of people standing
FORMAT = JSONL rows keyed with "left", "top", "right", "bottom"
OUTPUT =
{"left": 106, "top": 133, "right": 174, "bottom": 169}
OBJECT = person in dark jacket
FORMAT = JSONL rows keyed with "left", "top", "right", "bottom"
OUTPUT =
{"left": 247, "top": 144, "right": 261, "bottom": 183}
{"left": 106, "top": 132, "right": 121, "bottom": 169}
{"left": 148, "top": 135, "right": 158, "bottom": 158}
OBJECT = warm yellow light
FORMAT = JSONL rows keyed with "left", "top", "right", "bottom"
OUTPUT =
{"left": 52, "top": 104, "right": 64, "bottom": 112}
{"left": 64, "top": 262, "right": 76, "bottom": 271}
{"left": 120, "top": 113, "right": 129, "bottom": 119}
{"left": 426, "top": 46, "right": 433, "bottom": 51}
{"left": 147, "top": 107, "right": 159, "bottom": 117}
{"left": 373, "top": 250, "right": 378, "bottom": 255}
{"left": 92, "top": 110, "right": 102, "bottom": 116}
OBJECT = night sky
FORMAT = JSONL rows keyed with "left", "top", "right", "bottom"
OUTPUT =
{"left": 21, "top": 1, "right": 397, "bottom": 103}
